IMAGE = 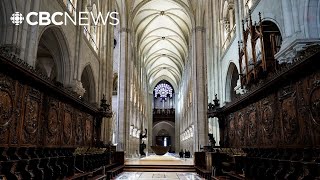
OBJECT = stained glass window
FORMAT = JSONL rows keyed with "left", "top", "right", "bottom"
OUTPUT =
{"left": 154, "top": 83, "right": 173, "bottom": 99}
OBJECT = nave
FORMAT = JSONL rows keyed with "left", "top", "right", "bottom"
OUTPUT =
{"left": 0, "top": 0, "right": 320, "bottom": 179}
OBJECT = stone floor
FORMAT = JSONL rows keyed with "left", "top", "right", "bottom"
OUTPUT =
{"left": 114, "top": 172, "right": 204, "bottom": 180}
{"left": 125, "top": 153, "right": 194, "bottom": 165}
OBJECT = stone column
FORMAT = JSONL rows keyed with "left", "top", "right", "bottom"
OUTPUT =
{"left": 129, "top": 101, "right": 133, "bottom": 156}
{"left": 117, "top": 28, "right": 131, "bottom": 152}
{"left": 25, "top": 0, "right": 40, "bottom": 66}
{"left": 148, "top": 92, "right": 153, "bottom": 152}
{"left": 19, "top": 0, "right": 32, "bottom": 62}
{"left": 101, "top": 0, "right": 114, "bottom": 143}
{"left": 72, "top": 0, "right": 87, "bottom": 88}
{"left": 290, "top": 0, "right": 300, "bottom": 34}
{"left": 192, "top": 26, "right": 208, "bottom": 151}
{"left": 175, "top": 92, "right": 180, "bottom": 153}
{"left": 235, "top": 0, "right": 242, "bottom": 40}
{"left": 281, "top": 0, "right": 294, "bottom": 38}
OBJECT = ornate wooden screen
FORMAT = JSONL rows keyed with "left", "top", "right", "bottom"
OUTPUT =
{"left": 0, "top": 48, "right": 108, "bottom": 148}
{"left": 220, "top": 45, "right": 320, "bottom": 148}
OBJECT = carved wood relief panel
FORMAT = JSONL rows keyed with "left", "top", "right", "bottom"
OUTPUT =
{"left": 45, "top": 98, "right": 61, "bottom": 146}
{"left": 0, "top": 71, "right": 97, "bottom": 148}
{"left": 22, "top": 86, "right": 42, "bottom": 146}
{"left": 75, "top": 111, "right": 84, "bottom": 146}
{"left": 225, "top": 70, "right": 320, "bottom": 148}
{"left": 62, "top": 104, "right": 73, "bottom": 146}
{"left": 227, "top": 114, "right": 236, "bottom": 147}
{"left": 279, "top": 85, "right": 299, "bottom": 145}
{"left": 309, "top": 72, "right": 320, "bottom": 145}
{"left": 85, "top": 115, "right": 93, "bottom": 146}
{"left": 0, "top": 74, "right": 15, "bottom": 145}
{"left": 237, "top": 112, "right": 245, "bottom": 146}
{"left": 310, "top": 80, "right": 320, "bottom": 127}
{"left": 247, "top": 104, "right": 258, "bottom": 146}
{"left": 260, "top": 95, "right": 277, "bottom": 146}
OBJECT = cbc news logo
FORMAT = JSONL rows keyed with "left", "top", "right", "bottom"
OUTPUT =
{"left": 10, "top": 11, "right": 119, "bottom": 26}
{"left": 11, "top": 12, "right": 24, "bottom": 25}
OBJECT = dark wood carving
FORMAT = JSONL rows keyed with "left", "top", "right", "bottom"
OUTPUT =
{"left": 22, "top": 87, "right": 42, "bottom": 145}
{"left": 0, "top": 47, "right": 117, "bottom": 179}
{"left": 62, "top": 104, "right": 73, "bottom": 146}
{"left": 237, "top": 112, "right": 245, "bottom": 146}
{"left": 309, "top": 74, "right": 320, "bottom": 145}
{"left": 0, "top": 47, "right": 113, "bottom": 148}
{"left": 0, "top": 74, "right": 15, "bottom": 145}
{"left": 212, "top": 45, "right": 320, "bottom": 149}
{"left": 279, "top": 85, "right": 299, "bottom": 145}
{"left": 310, "top": 80, "right": 320, "bottom": 126}
{"left": 228, "top": 114, "right": 236, "bottom": 146}
{"left": 46, "top": 98, "right": 60, "bottom": 146}
{"left": 260, "top": 95, "right": 276, "bottom": 146}
{"left": 85, "top": 115, "right": 93, "bottom": 146}
{"left": 75, "top": 112, "right": 84, "bottom": 146}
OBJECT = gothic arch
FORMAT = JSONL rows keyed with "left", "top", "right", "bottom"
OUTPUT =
{"left": 153, "top": 121, "right": 175, "bottom": 128}
{"left": 225, "top": 62, "right": 239, "bottom": 102}
{"left": 81, "top": 64, "right": 97, "bottom": 103}
{"left": 150, "top": 76, "right": 178, "bottom": 93}
{"left": 260, "top": 20, "right": 283, "bottom": 61}
{"left": 130, "top": 0, "right": 195, "bottom": 28}
{"left": 132, "top": 0, "right": 193, "bottom": 89}
{"left": 157, "top": 129, "right": 170, "bottom": 136}
{"left": 36, "top": 26, "right": 71, "bottom": 85}
{"left": 260, "top": 18, "right": 284, "bottom": 42}
{"left": 220, "top": 0, "right": 236, "bottom": 50}
{"left": 153, "top": 121, "right": 175, "bottom": 150}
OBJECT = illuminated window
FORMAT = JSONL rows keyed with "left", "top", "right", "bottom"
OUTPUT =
{"left": 154, "top": 83, "right": 173, "bottom": 99}
{"left": 83, "top": 3, "right": 99, "bottom": 51}
{"left": 64, "top": 0, "right": 77, "bottom": 15}
{"left": 221, "top": 0, "right": 236, "bottom": 51}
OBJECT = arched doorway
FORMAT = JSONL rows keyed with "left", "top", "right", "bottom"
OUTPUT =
{"left": 153, "top": 121, "right": 175, "bottom": 153}
{"left": 156, "top": 129, "right": 170, "bottom": 147}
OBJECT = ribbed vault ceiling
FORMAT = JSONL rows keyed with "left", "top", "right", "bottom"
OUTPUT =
{"left": 133, "top": 0, "right": 192, "bottom": 89}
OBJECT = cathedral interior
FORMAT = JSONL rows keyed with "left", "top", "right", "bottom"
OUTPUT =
{"left": 0, "top": 0, "right": 320, "bottom": 179}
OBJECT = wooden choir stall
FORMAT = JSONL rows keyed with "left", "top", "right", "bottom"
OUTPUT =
{"left": 0, "top": 47, "right": 124, "bottom": 180}
{"left": 195, "top": 11, "right": 320, "bottom": 180}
